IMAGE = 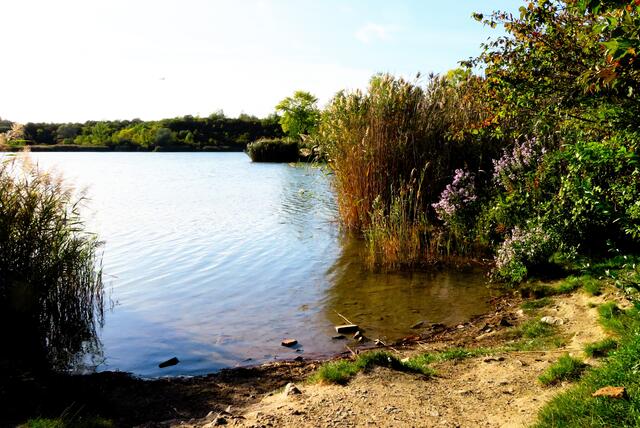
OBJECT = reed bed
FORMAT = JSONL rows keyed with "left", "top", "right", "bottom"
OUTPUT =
{"left": 0, "top": 151, "right": 103, "bottom": 369}
{"left": 321, "top": 74, "right": 491, "bottom": 268}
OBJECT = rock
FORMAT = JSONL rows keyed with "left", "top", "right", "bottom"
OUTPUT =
{"left": 475, "top": 331, "right": 497, "bottom": 341}
{"left": 410, "top": 321, "right": 425, "bottom": 329}
{"left": 516, "top": 309, "right": 525, "bottom": 317}
{"left": 456, "top": 324, "right": 465, "bottom": 329}
{"left": 284, "top": 382, "right": 302, "bottom": 396}
{"left": 592, "top": 386, "right": 627, "bottom": 399}
{"left": 158, "top": 357, "right": 179, "bottom": 368}
{"left": 213, "top": 416, "right": 227, "bottom": 426}
{"left": 281, "top": 339, "right": 298, "bottom": 347}
{"left": 335, "top": 324, "right": 359, "bottom": 334}
{"left": 483, "top": 356, "right": 505, "bottom": 363}
{"left": 540, "top": 316, "right": 564, "bottom": 325}
{"left": 294, "top": 356, "right": 304, "bottom": 362}
{"left": 498, "top": 317, "right": 513, "bottom": 327}
{"left": 332, "top": 335, "right": 346, "bottom": 340}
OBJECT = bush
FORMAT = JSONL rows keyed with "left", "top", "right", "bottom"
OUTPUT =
{"left": 0, "top": 152, "right": 103, "bottom": 369}
{"left": 246, "top": 138, "right": 299, "bottom": 162}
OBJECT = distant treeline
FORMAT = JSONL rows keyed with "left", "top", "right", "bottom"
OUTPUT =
{"left": 0, "top": 113, "right": 283, "bottom": 151}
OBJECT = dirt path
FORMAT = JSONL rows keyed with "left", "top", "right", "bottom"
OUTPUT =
{"left": 191, "top": 290, "right": 612, "bottom": 428}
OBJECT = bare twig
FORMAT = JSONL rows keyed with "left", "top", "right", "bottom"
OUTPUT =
{"left": 334, "top": 310, "right": 355, "bottom": 325}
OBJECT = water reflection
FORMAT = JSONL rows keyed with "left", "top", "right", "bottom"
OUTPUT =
{"left": 322, "top": 236, "right": 495, "bottom": 342}
{"left": 23, "top": 153, "right": 495, "bottom": 377}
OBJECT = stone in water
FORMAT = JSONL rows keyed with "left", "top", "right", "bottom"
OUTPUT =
{"left": 335, "top": 324, "right": 359, "bottom": 334}
{"left": 281, "top": 339, "right": 298, "bottom": 347}
{"left": 158, "top": 357, "right": 179, "bottom": 368}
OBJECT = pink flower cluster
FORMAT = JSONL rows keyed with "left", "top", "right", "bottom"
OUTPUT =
{"left": 432, "top": 169, "right": 476, "bottom": 224}
{"left": 492, "top": 138, "right": 545, "bottom": 186}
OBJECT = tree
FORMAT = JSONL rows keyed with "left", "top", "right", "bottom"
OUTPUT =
{"left": 275, "top": 90, "right": 320, "bottom": 140}
{"left": 471, "top": 0, "right": 640, "bottom": 139}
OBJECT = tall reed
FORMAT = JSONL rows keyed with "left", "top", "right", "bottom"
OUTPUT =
{"left": 0, "top": 151, "right": 103, "bottom": 369}
{"left": 321, "top": 73, "right": 491, "bottom": 268}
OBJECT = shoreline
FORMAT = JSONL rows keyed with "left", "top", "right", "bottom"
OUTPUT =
{"left": 5, "top": 278, "right": 629, "bottom": 427}
{"left": 2, "top": 292, "right": 519, "bottom": 426}
{"left": 0, "top": 145, "right": 246, "bottom": 153}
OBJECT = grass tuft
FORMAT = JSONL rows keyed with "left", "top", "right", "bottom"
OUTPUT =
{"left": 311, "top": 351, "right": 434, "bottom": 385}
{"left": 584, "top": 338, "right": 619, "bottom": 358}
{"left": 538, "top": 354, "right": 588, "bottom": 386}
{"left": 534, "top": 296, "right": 640, "bottom": 427}
{"left": 597, "top": 302, "right": 626, "bottom": 333}
{"left": 519, "top": 320, "right": 557, "bottom": 339}
{"left": 521, "top": 297, "right": 553, "bottom": 311}
{"left": 22, "top": 417, "right": 113, "bottom": 428}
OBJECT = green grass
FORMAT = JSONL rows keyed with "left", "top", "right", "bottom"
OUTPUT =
{"left": 582, "top": 276, "right": 603, "bottom": 296}
{"left": 598, "top": 302, "right": 628, "bottom": 333}
{"left": 519, "top": 319, "right": 557, "bottom": 339}
{"left": 538, "top": 354, "right": 588, "bottom": 386}
{"left": 557, "top": 276, "right": 583, "bottom": 294}
{"left": 522, "top": 297, "right": 553, "bottom": 311}
{"left": 311, "top": 351, "right": 435, "bottom": 385}
{"left": 403, "top": 347, "right": 494, "bottom": 370}
{"left": 584, "top": 338, "right": 619, "bottom": 358}
{"left": 534, "top": 281, "right": 640, "bottom": 427}
{"left": 520, "top": 283, "right": 561, "bottom": 298}
{"left": 22, "top": 417, "right": 113, "bottom": 428}
{"left": 502, "top": 319, "right": 566, "bottom": 352}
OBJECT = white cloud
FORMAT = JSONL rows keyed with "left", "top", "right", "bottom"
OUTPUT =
{"left": 355, "top": 23, "right": 396, "bottom": 44}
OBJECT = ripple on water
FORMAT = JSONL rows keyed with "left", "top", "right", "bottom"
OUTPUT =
{"left": 26, "top": 152, "right": 495, "bottom": 377}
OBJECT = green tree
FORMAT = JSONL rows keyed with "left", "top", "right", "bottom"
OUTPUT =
{"left": 472, "top": 0, "right": 640, "bottom": 139}
{"left": 275, "top": 90, "right": 320, "bottom": 140}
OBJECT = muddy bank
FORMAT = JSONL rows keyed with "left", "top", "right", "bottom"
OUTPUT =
{"left": 2, "top": 287, "right": 618, "bottom": 427}
{"left": 0, "top": 293, "right": 510, "bottom": 427}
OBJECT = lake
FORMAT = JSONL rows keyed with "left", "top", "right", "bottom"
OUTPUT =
{"left": 25, "top": 152, "right": 494, "bottom": 377}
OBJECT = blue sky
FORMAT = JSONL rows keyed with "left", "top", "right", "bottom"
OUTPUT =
{"left": 1, "top": 0, "right": 523, "bottom": 123}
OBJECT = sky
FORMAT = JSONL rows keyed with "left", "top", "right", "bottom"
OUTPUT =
{"left": 1, "top": 0, "right": 523, "bottom": 123}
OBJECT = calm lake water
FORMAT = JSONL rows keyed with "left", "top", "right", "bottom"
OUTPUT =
{"left": 26, "top": 152, "right": 494, "bottom": 377}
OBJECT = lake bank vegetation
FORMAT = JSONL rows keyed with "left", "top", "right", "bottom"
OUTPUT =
{"left": 0, "top": 153, "right": 104, "bottom": 372}
{"left": 315, "top": 0, "right": 640, "bottom": 280}
{"left": 0, "top": 112, "right": 282, "bottom": 152}
{"left": 2, "top": 0, "right": 640, "bottom": 425}
{"left": 246, "top": 90, "right": 323, "bottom": 162}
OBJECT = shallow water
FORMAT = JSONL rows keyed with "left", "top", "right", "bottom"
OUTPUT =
{"left": 25, "top": 152, "right": 494, "bottom": 377}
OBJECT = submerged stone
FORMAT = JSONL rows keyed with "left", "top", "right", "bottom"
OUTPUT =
{"left": 281, "top": 338, "right": 298, "bottom": 347}
{"left": 410, "top": 321, "right": 425, "bottom": 329}
{"left": 158, "top": 357, "right": 179, "bottom": 368}
{"left": 335, "top": 324, "right": 359, "bottom": 334}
